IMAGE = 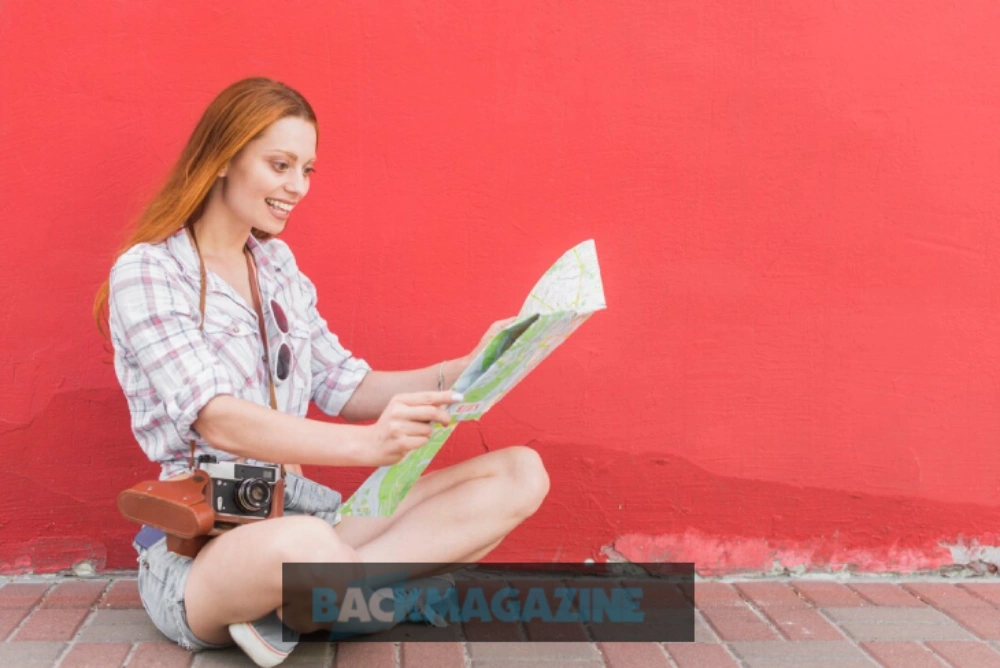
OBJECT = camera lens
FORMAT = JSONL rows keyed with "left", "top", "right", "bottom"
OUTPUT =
{"left": 235, "top": 478, "right": 272, "bottom": 513}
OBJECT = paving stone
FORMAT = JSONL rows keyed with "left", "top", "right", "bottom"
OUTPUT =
{"left": 467, "top": 641, "right": 601, "bottom": 661}
{"left": 283, "top": 641, "right": 334, "bottom": 666}
{"left": 400, "top": 642, "right": 464, "bottom": 667}
{"left": 793, "top": 582, "right": 869, "bottom": 608}
{"left": 926, "top": 641, "right": 1000, "bottom": 668}
{"left": 693, "top": 612, "right": 718, "bottom": 642}
{"left": 99, "top": 580, "right": 143, "bottom": 609}
{"left": 40, "top": 580, "right": 109, "bottom": 609}
{"left": 859, "top": 641, "right": 947, "bottom": 667}
{"left": 12, "top": 607, "right": 89, "bottom": 641}
{"left": 824, "top": 606, "right": 976, "bottom": 642}
{"left": 849, "top": 584, "right": 925, "bottom": 607}
{"left": 729, "top": 640, "right": 876, "bottom": 667}
{"left": 523, "top": 618, "right": 590, "bottom": 642}
{"left": 333, "top": 641, "right": 395, "bottom": 667}
{"left": 694, "top": 582, "right": 779, "bottom": 641}
{"left": 699, "top": 606, "right": 779, "bottom": 641}
{"left": 471, "top": 663, "right": 604, "bottom": 668}
{"left": 663, "top": 643, "right": 740, "bottom": 668}
{"left": 0, "top": 583, "right": 49, "bottom": 610}
{"left": 77, "top": 608, "right": 169, "bottom": 643}
{"left": 759, "top": 605, "right": 844, "bottom": 641}
{"left": 694, "top": 583, "right": 745, "bottom": 606}
{"left": 191, "top": 647, "right": 257, "bottom": 667}
{"left": 734, "top": 582, "right": 806, "bottom": 607}
{"left": 126, "top": 641, "right": 193, "bottom": 667}
{"left": 463, "top": 618, "right": 523, "bottom": 641}
{"left": 961, "top": 583, "right": 1000, "bottom": 607}
{"left": 598, "top": 641, "right": 671, "bottom": 667}
{"left": 0, "top": 609, "right": 29, "bottom": 641}
{"left": 734, "top": 582, "right": 842, "bottom": 640}
{"left": 471, "top": 661, "right": 604, "bottom": 668}
{"left": 904, "top": 583, "right": 1000, "bottom": 639}
{"left": 0, "top": 641, "right": 67, "bottom": 666}
{"left": 60, "top": 642, "right": 132, "bottom": 668}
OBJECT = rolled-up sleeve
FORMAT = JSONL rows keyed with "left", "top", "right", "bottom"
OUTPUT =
{"left": 109, "top": 249, "right": 235, "bottom": 443}
{"left": 298, "top": 271, "right": 371, "bottom": 416}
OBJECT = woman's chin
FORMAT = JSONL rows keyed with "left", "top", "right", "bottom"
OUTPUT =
{"left": 256, "top": 219, "right": 287, "bottom": 236}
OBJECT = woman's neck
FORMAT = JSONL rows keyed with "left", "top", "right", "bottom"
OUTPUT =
{"left": 190, "top": 198, "right": 251, "bottom": 264}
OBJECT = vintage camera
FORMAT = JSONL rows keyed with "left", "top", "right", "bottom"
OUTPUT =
{"left": 118, "top": 455, "right": 285, "bottom": 558}
{"left": 196, "top": 455, "right": 282, "bottom": 525}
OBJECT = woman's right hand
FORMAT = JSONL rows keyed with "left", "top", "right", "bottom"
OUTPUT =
{"left": 364, "top": 391, "right": 461, "bottom": 466}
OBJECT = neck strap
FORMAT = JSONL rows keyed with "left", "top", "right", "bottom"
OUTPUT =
{"left": 185, "top": 226, "right": 282, "bottom": 476}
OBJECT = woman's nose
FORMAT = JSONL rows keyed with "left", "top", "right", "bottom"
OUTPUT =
{"left": 285, "top": 171, "right": 308, "bottom": 196}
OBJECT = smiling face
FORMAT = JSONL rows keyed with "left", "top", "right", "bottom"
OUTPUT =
{"left": 215, "top": 115, "right": 318, "bottom": 236}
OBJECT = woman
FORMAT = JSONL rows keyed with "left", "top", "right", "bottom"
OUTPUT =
{"left": 94, "top": 77, "right": 550, "bottom": 667}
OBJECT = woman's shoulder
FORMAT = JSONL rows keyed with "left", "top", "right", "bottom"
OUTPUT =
{"left": 110, "top": 232, "right": 189, "bottom": 285}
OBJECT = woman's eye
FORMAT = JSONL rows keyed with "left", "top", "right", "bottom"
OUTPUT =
{"left": 305, "top": 167, "right": 316, "bottom": 177}
{"left": 272, "top": 162, "right": 289, "bottom": 172}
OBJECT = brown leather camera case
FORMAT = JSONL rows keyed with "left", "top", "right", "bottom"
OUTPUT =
{"left": 117, "top": 474, "right": 215, "bottom": 539}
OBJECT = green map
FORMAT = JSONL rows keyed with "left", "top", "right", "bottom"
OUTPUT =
{"left": 340, "top": 240, "right": 606, "bottom": 517}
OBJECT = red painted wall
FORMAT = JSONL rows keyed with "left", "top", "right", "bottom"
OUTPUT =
{"left": 3, "top": 1, "right": 1000, "bottom": 575}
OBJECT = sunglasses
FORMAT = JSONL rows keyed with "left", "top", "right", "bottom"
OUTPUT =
{"left": 268, "top": 299, "right": 292, "bottom": 384}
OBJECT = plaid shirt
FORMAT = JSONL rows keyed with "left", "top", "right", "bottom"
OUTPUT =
{"left": 108, "top": 228, "right": 370, "bottom": 479}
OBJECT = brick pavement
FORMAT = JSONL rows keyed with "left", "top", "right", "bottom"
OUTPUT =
{"left": 1, "top": 576, "right": 1000, "bottom": 667}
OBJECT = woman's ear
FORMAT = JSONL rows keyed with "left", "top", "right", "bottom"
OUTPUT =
{"left": 218, "top": 162, "right": 229, "bottom": 178}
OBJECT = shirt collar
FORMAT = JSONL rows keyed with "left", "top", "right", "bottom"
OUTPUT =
{"left": 167, "top": 226, "right": 277, "bottom": 286}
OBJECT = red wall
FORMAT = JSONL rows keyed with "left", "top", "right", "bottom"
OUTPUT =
{"left": 3, "top": 1, "right": 1000, "bottom": 575}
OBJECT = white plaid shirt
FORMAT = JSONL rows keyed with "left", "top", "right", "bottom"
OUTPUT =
{"left": 108, "top": 228, "right": 370, "bottom": 479}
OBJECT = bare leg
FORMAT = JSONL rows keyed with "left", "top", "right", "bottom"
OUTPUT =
{"left": 181, "top": 446, "right": 548, "bottom": 644}
{"left": 183, "top": 515, "right": 360, "bottom": 644}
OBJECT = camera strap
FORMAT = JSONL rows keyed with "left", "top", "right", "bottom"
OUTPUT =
{"left": 185, "top": 225, "right": 285, "bottom": 478}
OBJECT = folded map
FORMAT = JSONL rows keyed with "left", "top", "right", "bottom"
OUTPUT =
{"left": 341, "top": 240, "right": 606, "bottom": 517}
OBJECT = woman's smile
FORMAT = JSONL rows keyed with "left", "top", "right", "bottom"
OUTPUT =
{"left": 265, "top": 197, "right": 295, "bottom": 220}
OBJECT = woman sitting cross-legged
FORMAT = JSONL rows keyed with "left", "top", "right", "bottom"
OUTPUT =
{"left": 93, "top": 77, "right": 549, "bottom": 667}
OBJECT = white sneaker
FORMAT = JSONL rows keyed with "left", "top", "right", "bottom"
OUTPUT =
{"left": 228, "top": 611, "right": 299, "bottom": 668}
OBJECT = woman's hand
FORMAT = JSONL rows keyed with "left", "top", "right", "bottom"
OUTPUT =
{"left": 364, "top": 391, "right": 460, "bottom": 466}
{"left": 463, "top": 317, "right": 518, "bottom": 367}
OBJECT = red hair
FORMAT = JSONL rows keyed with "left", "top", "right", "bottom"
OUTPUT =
{"left": 93, "top": 77, "right": 318, "bottom": 337}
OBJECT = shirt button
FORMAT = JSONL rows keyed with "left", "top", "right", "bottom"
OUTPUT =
{"left": 231, "top": 324, "right": 241, "bottom": 334}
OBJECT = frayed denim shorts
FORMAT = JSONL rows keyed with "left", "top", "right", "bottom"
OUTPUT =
{"left": 133, "top": 473, "right": 343, "bottom": 652}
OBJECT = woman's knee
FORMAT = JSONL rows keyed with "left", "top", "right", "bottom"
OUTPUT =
{"left": 500, "top": 445, "right": 550, "bottom": 516}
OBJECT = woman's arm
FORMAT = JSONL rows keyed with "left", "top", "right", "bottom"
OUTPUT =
{"left": 195, "top": 391, "right": 457, "bottom": 467}
{"left": 195, "top": 396, "right": 373, "bottom": 466}
{"left": 339, "top": 357, "right": 469, "bottom": 423}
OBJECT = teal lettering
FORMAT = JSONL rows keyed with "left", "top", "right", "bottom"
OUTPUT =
{"left": 521, "top": 588, "right": 553, "bottom": 622}
{"left": 490, "top": 586, "right": 520, "bottom": 622}
{"left": 461, "top": 586, "right": 491, "bottom": 622}
{"left": 612, "top": 587, "right": 644, "bottom": 622}
{"left": 425, "top": 586, "right": 461, "bottom": 623}
{"left": 553, "top": 587, "right": 579, "bottom": 622}
{"left": 312, "top": 588, "right": 338, "bottom": 623}
{"left": 591, "top": 588, "right": 613, "bottom": 623}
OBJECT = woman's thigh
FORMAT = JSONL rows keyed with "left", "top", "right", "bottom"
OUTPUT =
{"left": 183, "top": 514, "right": 353, "bottom": 644}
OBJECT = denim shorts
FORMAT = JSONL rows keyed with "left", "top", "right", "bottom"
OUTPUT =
{"left": 133, "top": 473, "right": 343, "bottom": 652}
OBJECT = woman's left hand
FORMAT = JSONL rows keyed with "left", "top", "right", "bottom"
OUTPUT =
{"left": 465, "top": 317, "right": 518, "bottom": 365}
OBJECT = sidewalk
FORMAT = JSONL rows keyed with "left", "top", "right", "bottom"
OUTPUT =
{"left": 1, "top": 575, "right": 999, "bottom": 667}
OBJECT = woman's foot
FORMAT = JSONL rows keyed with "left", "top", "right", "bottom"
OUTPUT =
{"left": 228, "top": 611, "right": 300, "bottom": 668}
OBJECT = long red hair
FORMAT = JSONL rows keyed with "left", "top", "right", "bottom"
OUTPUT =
{"left": 93, "top": 77, "right": 318, "bottom": 338}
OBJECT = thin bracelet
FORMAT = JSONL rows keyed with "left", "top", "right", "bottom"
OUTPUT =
{"left": 437, "top": 361, "right": 445, "bottom": 391}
